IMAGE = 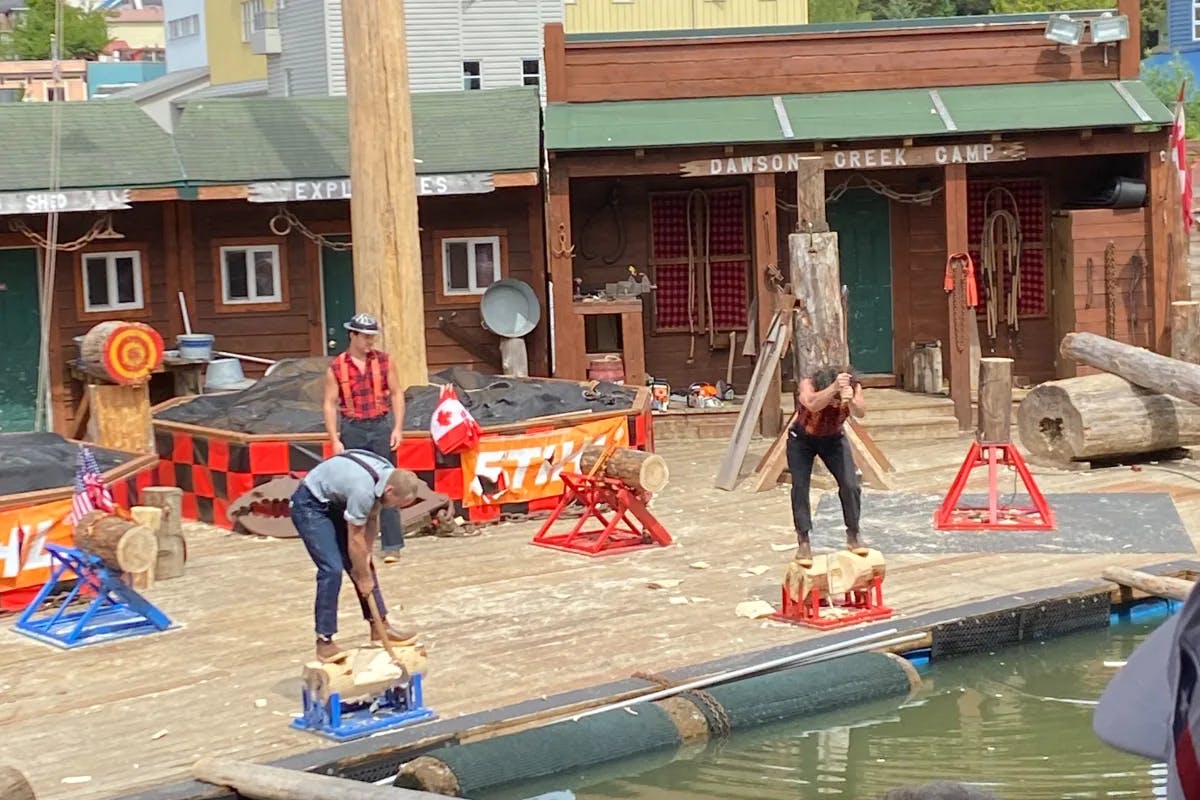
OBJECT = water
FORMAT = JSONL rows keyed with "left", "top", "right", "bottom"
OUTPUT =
{"left": 493, "top": 606, "right": 1177, "bottom": 800}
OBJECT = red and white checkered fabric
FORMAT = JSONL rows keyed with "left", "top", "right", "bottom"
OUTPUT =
{"left": 967, "top": 179, "right": 1046, "bottom": 317}
{"left": 650, "top": 188, "right": 749, "bottom": 331}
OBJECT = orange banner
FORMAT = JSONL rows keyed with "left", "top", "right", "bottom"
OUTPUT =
{"left": 0, "top": 499, "right": 74, "bottom": 592}
{"left": 460, "top": 416, "right": 630, "bottom": 507}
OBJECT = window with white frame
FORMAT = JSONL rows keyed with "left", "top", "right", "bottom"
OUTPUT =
{"left": 522, "top": 58, "right": 540, "bottom": 88}
{"left": 220, "top": 245, "right": 282, "bottom": 304}
{"left": 82, "top": 251, "right": 143, "bottom": 313}
{"left": 441, "top": 236, "right": 500, "bottom": 296}
{"left": 241, "top": 0, "right": 265, "bottom": 42}
{"left": 1195, "top": 0, "right": 1200, "bottom": 39}
{"left": 463, "top": 60, "right": 481, "bottom": 90}
{"left": 167, "top": 14, "right": 199, "bottom": 39}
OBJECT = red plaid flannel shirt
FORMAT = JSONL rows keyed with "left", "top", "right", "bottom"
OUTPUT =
{"left": 795, "top": 403, "right": 851, "bottom": 437}
{"left": 332, "top": 351, "right": 392, "bottom": 420}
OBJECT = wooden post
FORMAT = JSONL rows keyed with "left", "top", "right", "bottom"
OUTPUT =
{"left": 1147, "top": 146, "right": 1172, "bottom": 355}
{"left": 193, "top": 757, "right": 451, "bottom": 800}
{"left": 944, "top": 165, "right": 973, "bottom": 428}
{"left": 1116, "top": 0, "right": 1141, "bottom": 80}
{"left": 86, "top": 384, "right": 153, "bottom": 454}
{"left": 794, "top": 158, "right": 828, "bottom": 234}
{"left": 341, "top": 0, "right": 428, "bottom": 388}
{"left": 547, "top": 167, "right": 586, "bottom": 379}
{"left": 1172, "top": 300, "right": 1200, "bottom": 363}
{"left": 753, "top": 171, "right": 782, "bottom": 436}
{"left": 790, "top": 233, "right": 848, "bottom": 374}
{"left": 976, "top": 357, "right": 1013, "bottom": 444}
{"left": 141, "top": 486, "right": 185, "bottom": 580}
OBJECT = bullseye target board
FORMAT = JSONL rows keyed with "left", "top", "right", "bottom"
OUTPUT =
{"left": 100, "top": 323, "right": 164, "bottom": 384}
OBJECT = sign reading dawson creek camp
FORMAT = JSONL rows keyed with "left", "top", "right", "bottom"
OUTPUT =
{"left": 0, "top": 189, "right": 131, "bottom": 216}
{"left": 247, "top": 173, "right": 496, "bottom": 203}
{"left": 680, "top": 142, "right": 1027, "bottom": 177}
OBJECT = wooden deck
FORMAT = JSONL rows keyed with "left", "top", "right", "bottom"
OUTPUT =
{"left": 3, "top": 407, "right": 1200, "bottom": 800}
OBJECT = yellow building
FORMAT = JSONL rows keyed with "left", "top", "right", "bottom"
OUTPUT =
{"left": 107, "top": 7, "right": 166, "bottom": 56}
{"left": 563, "top": 0, "right": 808, "bottom": 33}
{"left": 205, "top": 0, "right": 276, "bottom": 85}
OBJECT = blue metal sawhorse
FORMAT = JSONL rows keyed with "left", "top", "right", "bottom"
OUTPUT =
{"left": 13, "top": 543, "right": 174, "bottom": 649}
{"left": 291, "top": 672, "right": 436, "bottom": 742}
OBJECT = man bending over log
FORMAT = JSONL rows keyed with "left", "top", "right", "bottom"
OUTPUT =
{"left": 290, "top": 449, "right": 422, "bottom": 662}
{"left": 788, "top": 366, "right": 867, "bottom": 561}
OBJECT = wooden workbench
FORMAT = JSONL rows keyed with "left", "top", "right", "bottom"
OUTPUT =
{"left": 574, "top": 297, "right": 646, "bottom": 386}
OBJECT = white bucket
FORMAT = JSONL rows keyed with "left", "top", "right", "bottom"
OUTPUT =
{"left": 177, "top": 333, "right": 215, "bottom": 361}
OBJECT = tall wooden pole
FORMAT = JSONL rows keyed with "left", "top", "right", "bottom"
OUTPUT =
{"left": 341, "top": 0, "right": 428, "bottom": 387}
{"left": 944, "top": 164, "right": 973, "bottom": 428}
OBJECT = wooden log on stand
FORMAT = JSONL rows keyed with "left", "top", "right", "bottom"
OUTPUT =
{"left": 977, "top": 357, "right": 1014, "bottom": 443}
{"left": 1172, "top": 300, "right": 1200, "bottom": 364}
{"left": 0, "top": 766, "right": 37, "bottom": 800}
{"left": 141, "top": 486, "right": 186, "bottom": 580}
{"left": 1061, "top": 332, "right": 1200, "bottom": 407}
{"left": 1102, "top": 566, "right": 1195, "bottom": 601}
{"left": 74, "top": 511, "right": 157, "bottom": 574}
{"left": 193, "top": 757, "right": 449, "bottom": 800}
{"left": 302, "top": 645, "right": 428, "bottom": 705}
{"left": 1017, "top": 373, "right": 1200, "bottom": 463}
{"left": 80, "top": 320, "right": 164, "bottom": 385}
{"left": 579, "top": 446, "right": 669, "bottom": 492}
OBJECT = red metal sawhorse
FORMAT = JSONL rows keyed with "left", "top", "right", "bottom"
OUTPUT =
{"left": 531, "top": 471, "right": 672, "bottom": 557}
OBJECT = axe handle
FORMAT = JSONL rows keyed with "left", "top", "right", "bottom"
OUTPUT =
{"left": 364, "top": 591, "right": 403, "bottom": 667}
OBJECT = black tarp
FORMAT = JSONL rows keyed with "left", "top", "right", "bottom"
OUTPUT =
{"left": 154, "top": 359, "right": 638, "bottom": 435}
{"left": 0, "top": 433, "right": 133, "bottom": 496}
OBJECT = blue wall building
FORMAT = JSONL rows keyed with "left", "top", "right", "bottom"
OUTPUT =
{"left": 86, "top": 61, "right": 168, "bottom": 99}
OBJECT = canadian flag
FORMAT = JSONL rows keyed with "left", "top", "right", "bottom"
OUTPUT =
{"left": 1172, "top": 82, "right": 1194, "bottom": 235}
{"left": 430, "top": 384, "right": 482, "bottom": 455}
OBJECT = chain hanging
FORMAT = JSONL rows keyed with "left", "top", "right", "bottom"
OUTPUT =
{"left": 777, "top": 174, "right": 943, "bottom": 213}
{"left": 268, "top": 206, "right": 352, "bottom": 251}
{"left": 9, "top": 214, "right": 121, "bottom": 251}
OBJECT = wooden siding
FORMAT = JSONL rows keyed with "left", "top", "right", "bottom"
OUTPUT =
{"left": 570, "top": 176, "right": 759, "bottom": 391}
{"left": 1051, "top": 208, "right": 1153, "bottom": 377}
{"left": 558, "top": 25, "right": 1120, "bottom": 102}
{"left": 564, "top": 0, "right": 809, "bottom": 34}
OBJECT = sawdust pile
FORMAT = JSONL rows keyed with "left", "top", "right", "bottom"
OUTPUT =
{"left": 154, "top": 359, "right": 638, "bottom": 435}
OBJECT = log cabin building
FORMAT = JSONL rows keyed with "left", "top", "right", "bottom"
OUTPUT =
{"left": 540, "top": 2, "right": 1180, "bottom": 428}
{"left": 0, "top": 87, "right": 544, "bottom": 435}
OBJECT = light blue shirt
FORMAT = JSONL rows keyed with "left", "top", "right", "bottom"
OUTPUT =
{"left": 302, "top": 450, "right": 395, "bottom": 526}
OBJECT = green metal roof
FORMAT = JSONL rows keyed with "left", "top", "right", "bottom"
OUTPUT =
{"left": 0, "top": 100, "right": 184, "bottom": 192}
{"left": 545, "top": 81, "right": 1174, "bottom": 152}
{"left": 175, "top": 85, "right": 542, "bottom": 184}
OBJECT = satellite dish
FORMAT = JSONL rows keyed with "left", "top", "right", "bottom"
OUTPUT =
{"left": 480, "top": 278, "right": 541, "bottom": 339}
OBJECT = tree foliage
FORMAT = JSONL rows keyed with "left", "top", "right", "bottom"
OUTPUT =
{"left": 1142, "top": 55, "right": 1200, "bottom": 137}
{"left": 6, "top": 0, "right": 111, "bottom": 60}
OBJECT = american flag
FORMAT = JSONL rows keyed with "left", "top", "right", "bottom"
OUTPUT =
{"left": 68, "top": 446, "right": 114, "bottom": 526}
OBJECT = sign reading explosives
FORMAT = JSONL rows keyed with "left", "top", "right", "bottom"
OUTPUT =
{"left": 247, "top": 173, "right": 495, "bottom": 203}
{"left": 0, "top": 499, "right": 74, "bottom": 594}
{"left": 460, "top": 416, "right": 630, "bottom": 507}
{"left": 680, "top": 142, "right": 1027, "bottom": 177}
{"left": 0, "top": 189, "right": 131, "bottom": 216}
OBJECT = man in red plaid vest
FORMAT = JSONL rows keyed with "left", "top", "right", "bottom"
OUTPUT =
{"left": 323, "top": 313, "right": 406, "bottom": 559}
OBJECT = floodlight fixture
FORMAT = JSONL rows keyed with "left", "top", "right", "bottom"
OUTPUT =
{"left": 1044, "top": 14, "right": 1084, "bottom": 46}
{"left": 1091, "top": 12, "right": 1130, "bottom": 44}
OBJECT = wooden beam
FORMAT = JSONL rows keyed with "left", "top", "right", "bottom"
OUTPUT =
{"left": 342, "top": 0, "right": 428, "bottom": 386}
{"left": 128, "top": 187, "right": 179, "bottom": 202}
{"left": 1147, "top": 147, "right": 1171, "bottom": 354}
{"left": 944, "top": 164, "right": 972, "bottom": 429}
{"left": 753, "top": 172, "right": 782, "bottom": 437}
{"left": 794, "top": 157, "right": 828, "bottom": 234}
{"left": 547, "top": 168, "right": 586, "bottom": 379}
{"left": 177, "top": 201, "right": 197, "bottom": 336}
{"left": 1102, "top": 566, "right": 1193, "bottom": 601}
{"left": 162, "top": 202, "right": 181, "bottom": 338}
{"left": 493, "top": 171, "right": 540, "bottom": 188}
{"left": 196, "top": 185, "right": 249, "bottom": 200}
{"left": 527, "top": 187, "right": 550, "bottom": 376}
{"left": 544, "top": 22, "right": 567, "bottom": 103}
{"left": 1117, "top": 0, "right": 1140, "bottom": 81}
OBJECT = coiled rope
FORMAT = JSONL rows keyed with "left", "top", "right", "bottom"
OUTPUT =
{"left": 980, "top": 186, "right": 1023, "bottom": 351}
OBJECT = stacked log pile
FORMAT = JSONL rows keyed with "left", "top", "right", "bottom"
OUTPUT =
{"left": 1017, "top": 331, "right": 1200, "bottom": 464}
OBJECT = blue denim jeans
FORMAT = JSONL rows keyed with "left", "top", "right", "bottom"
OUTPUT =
{"left": 290, "top": 482, "right": 387, "bottom": 638}
{"left": 339, "top": 413, "right": 405, "bottom": 553}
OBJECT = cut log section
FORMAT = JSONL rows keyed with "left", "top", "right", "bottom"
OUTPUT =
{"left": 1102, "top": 566, "right": 1195, "bottom": 601}
{"left": 1017, "top": 373, "right": 1200, "bottom": 463}
{"left": 301, "top": 645, "right": 429, "bottom": 705}
{"left": 579, "top": 446, "right": 669, "bottom": 493}
{"left": 1060, "top": 332, "right": 1200, "bottom": 407}
{"left": 74, "top": 511, "right": 157, "bottom": 574}
{"left": 783, "top": 548, "right": 886, "bottom": 604}
{"left": 977, "top": 357, "right": 1014, "bottom": 444}
{"left": 80, "top": 320, "right": 164, "bottom": 385}
{"left": 1172, "top": 301, "right": 1200, "bottom": 365}
{"left": 0, "top": 766, "right": 37, "bottom": 800}
{"left": 141, "top": 486, "right": 186, "bottom": 579}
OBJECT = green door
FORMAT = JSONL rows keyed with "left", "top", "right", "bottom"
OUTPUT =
{"left": 321, "top": 238, "right": 355, "bottom": 355}
{"left": 0, "top": 248, "right": 41, "bottom": 432}
{"left": 827, "top": 189, "right": 894, "bottom": 374}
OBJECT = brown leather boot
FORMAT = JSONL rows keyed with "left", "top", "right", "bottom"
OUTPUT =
{"left": 846, "top": 529, "right": 870, "bottom": 553}
{"left": 316, "top": 637, "right": 347, "bottom": 664}
{"left": 371, "top": 621, "right": 418, "bottom": 647}
{"left": 795, "top": 530, "right": 813, "bottom": 564}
